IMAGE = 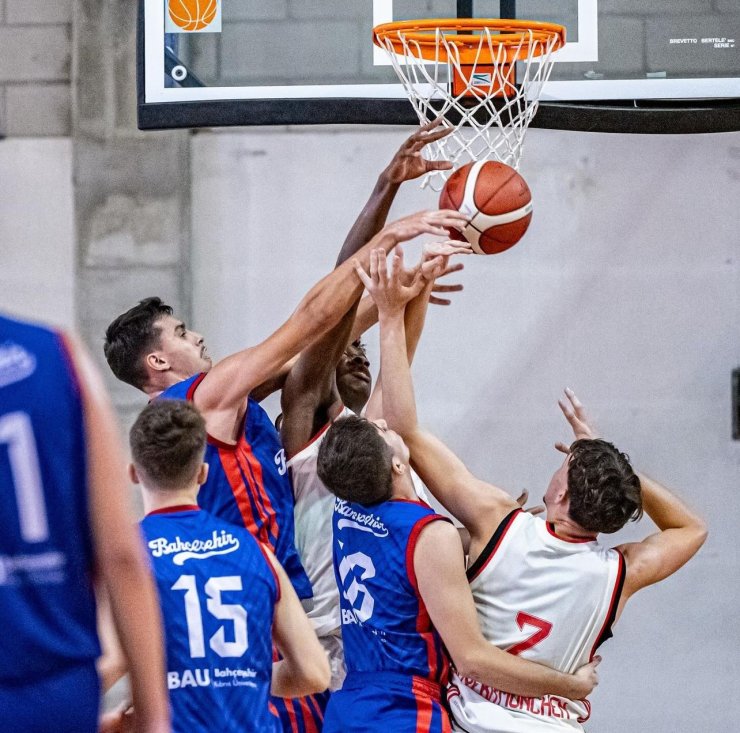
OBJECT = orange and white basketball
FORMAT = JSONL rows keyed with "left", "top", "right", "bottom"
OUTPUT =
{"left": 168, "top": 0, "right": 218, "bottom": 32}
{"left": 439, "top": 161, "right": 533, "bottom": 255}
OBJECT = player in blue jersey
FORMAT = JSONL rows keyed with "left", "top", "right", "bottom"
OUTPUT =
{"left": 127, "top": 399, "right": 329, "bottom": 733}
{"left": 315, "top": 254, "right": 601, "bottom": 733}
{"left": 0, "top": 313, "right": 169, "bottom": 733}
{"left": 104, "top": 178, "right": 466, "bottom": 729}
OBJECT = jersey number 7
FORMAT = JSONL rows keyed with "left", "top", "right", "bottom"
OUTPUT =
{"left": 507, "top": 612, "right": 553, "bottom": 656}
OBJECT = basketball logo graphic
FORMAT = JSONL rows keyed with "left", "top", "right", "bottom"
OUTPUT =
{"left": 167, "top": 0, "right": 220, "bottom": 33}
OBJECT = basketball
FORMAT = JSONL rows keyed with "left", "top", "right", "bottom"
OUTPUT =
{"left": 168, "top": 0, "right": 218, "bottom": 32}
{"left": 439, "top": 161, "right": 533, "bottom": 254}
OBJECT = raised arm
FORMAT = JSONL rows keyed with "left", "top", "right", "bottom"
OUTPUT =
{"left": 415, "top": 520, "right": 599, "bottom": 698}
{"left": 281, "top": 123, "right": 454, "bottom": 455}
{"left": 617, "top": 473, "right": 707, "bottom": 605}
{"left": 364, "top": 245, "right": 467, "bottom": 420}
{"left": 355, "top": 251, "right": 518, "bottom": 540}
{"left": 66, "top": 334, "right": 169, "bottom": 733}
{"left": 335, "top": 118, "right": 453, "bottom": 266}
{"left": 194, "top": 208, "right": 467, "bottom": 442}
{"left": 556, "top": 389, "right": 707, "bottom": 614}
{"left": 265, "top": 548, "right": 331, "bottom": 698}
{"left": 349, "top": 259, "right": 465, "bottom": 346}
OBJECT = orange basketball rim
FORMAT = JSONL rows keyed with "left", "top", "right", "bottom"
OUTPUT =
{"left": 372, "top": 19, "right": 566, "bottom": 65}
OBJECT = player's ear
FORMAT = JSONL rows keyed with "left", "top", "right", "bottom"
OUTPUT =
{"left": 145, "top": 351, "right": 169, "bottom": 372}
{"left": 391, "top": 457, "right": 406, "bottom": 477}
{"left": 128, "top": 463, "right": 140, "bottom": 484}
{"left": 555, "top": 484, "right": 569, "bottom": 504}
{"left": 196, "top": 462, "right": 209, "bottom": 485}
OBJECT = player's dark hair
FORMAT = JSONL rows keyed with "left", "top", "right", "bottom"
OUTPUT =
{"left": 566, "top": 439, "right": 643, "bottom": 534}
{"left": 104, "top": 297, "right": 173, "bottom": 390}
{"left": 130, "top": 400, "right": 206, "bottom": 490}
{"left": 317, "top": 415, "right": 393, "bottom": 506}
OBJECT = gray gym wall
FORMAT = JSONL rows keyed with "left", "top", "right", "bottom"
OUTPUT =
{"left": 0, "top": 2, "right": 738, "bottom": 731}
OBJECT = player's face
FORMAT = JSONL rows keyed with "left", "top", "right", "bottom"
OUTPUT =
{"left": 336, "top": 340, "right": 372, "bottom": 406}
{"left": 373, "top": 418, "right": 410, "bottom": 466}
{"left": 154, "top": 315, "right": 212, "bottom": 377}
{"left": 543, "top": 454, "right": 570, "bottom": 510}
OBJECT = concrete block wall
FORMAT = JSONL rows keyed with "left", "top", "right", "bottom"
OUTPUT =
{"left": 72, "top": 0, "right": 192, "bottom": 422}
{"left": 0, "top": 0, "right": 72, "bottom": 136}
{"left": 0, "top": 139, "right": 75, "bottom": 327}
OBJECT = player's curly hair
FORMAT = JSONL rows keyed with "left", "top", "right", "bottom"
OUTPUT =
{"left": 567, "top": 439, "right": 643, "bottom": 534}
{"left": 104, "top": 297, "right": 173, "bottom": 390}
{"left": 317, "top": 415, "right": 393, "bottom": 506}
{"left": 130, "top": 400, "right": 206, "bottom": 490}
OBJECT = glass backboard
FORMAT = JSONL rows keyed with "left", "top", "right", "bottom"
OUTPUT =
{"left": 138, "top": 0, "right": 740, "bottom": 132}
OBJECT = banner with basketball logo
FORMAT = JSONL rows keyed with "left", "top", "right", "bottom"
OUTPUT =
{"left": 165, "top": 0, "right": 222, "bottom": 33}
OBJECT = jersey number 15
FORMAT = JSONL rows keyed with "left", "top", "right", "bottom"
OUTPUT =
{"left": 173, "top": 574, "right": 248, "bottom": 658}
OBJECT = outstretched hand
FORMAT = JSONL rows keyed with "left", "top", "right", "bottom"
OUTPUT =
{"left": 391, "top": 245, "right": 467, "bottom": 306}
{"left": 382, "top": 118, "right": 454, "bottom": 184}
{"left": 383, "top": 209, "right": 467, "bottom": 245}
{"left": 422, "top": 239, "right": 473, "bottom": 260}
{"left": 555, "top": 388, "right": 599, "bottom": 454}
{"left": 420, "top": 239, "right": 472, "bottom": 281}
{"left": 354, "top": 248, "right": 430, "bottom": 317}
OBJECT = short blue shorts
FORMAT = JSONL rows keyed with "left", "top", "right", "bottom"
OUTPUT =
{"left": 323, "top": 671, "right": 451, "bottom": 733}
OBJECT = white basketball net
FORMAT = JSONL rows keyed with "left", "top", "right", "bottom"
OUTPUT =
{"left": 375, "top": 24, "right": 562, "bottom": 190}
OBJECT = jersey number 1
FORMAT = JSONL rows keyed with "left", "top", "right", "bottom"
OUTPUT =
{"left": 0, "top": 411, "right": 49, "bottom": 543}
{"left": 508, "top": 612, "right": 553, "bottom": 656}
{"left": 172, "top": 575, "right": 248, "bottom": 658}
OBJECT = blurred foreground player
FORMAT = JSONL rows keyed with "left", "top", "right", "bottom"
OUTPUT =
{"left": 316, "top": 254, "right": 599, "bottom": 733}
{"left": 0, "top": 313, "right": 169, "bottom": 733}
{"left": 371, "top": 251, "right": 709, "bottom": 731}
{"left": 129, "top": 400, "right": 329, "bottom": 733}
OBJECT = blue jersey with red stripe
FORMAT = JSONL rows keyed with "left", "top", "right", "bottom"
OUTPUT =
{"left": 0, "top": 315, "right": 99, "bottom": 684}
{"left": 141, "top": 506, "right": 279, "bottom": 733}
{"left": 159, "top": 374, "right": 311, "bottom": 600}
{"left": 332, "top": 497, "right": 450, "bottom": 684}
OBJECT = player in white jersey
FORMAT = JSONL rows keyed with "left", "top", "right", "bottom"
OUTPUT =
{"left": 359, "top": 251, "right": 708, "bottom": 733}
{"left": 280, "top": 121, "right": 467, "bottom": 689}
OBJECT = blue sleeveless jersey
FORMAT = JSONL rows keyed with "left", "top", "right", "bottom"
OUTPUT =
{"left": 141, "top": 506, "right": 280, "bottom": 733}
{"left": 160, "top": 374, "right": 311, "bottom": 600}
{"left": 333, "top": 497, "right": 450, "bottom": 683}
{"left": 0, "top": 315, "right": 99, "bottom": 684}
{"left": 325, "top": 497, "right": 452, "bottom": 733}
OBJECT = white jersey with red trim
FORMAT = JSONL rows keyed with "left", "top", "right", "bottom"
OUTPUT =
{"left": 448, "top": 509, "right": 625, "bottom": 733}
{"left": 289, "top": 407, "right": 354, "bottom": 642}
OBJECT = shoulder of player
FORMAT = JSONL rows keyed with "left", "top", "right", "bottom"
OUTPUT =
{"left": 410, "top": 517, "right": 466, "bottom": 589}
{"left": 412, "top": 515, "right": 459, "bottom": 550}
{"left": 281, "top": 398, "right": 340, "bottom": 459}
{"left": 464, "top": 488, "right": 521, "bottom": 547}
{"left": 610, "top": 539, "right": 652, "bottom": 597}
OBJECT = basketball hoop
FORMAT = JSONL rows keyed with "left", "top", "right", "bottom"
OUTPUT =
{"left": 373, "top": 19, "right": 566, "bottom": 190}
